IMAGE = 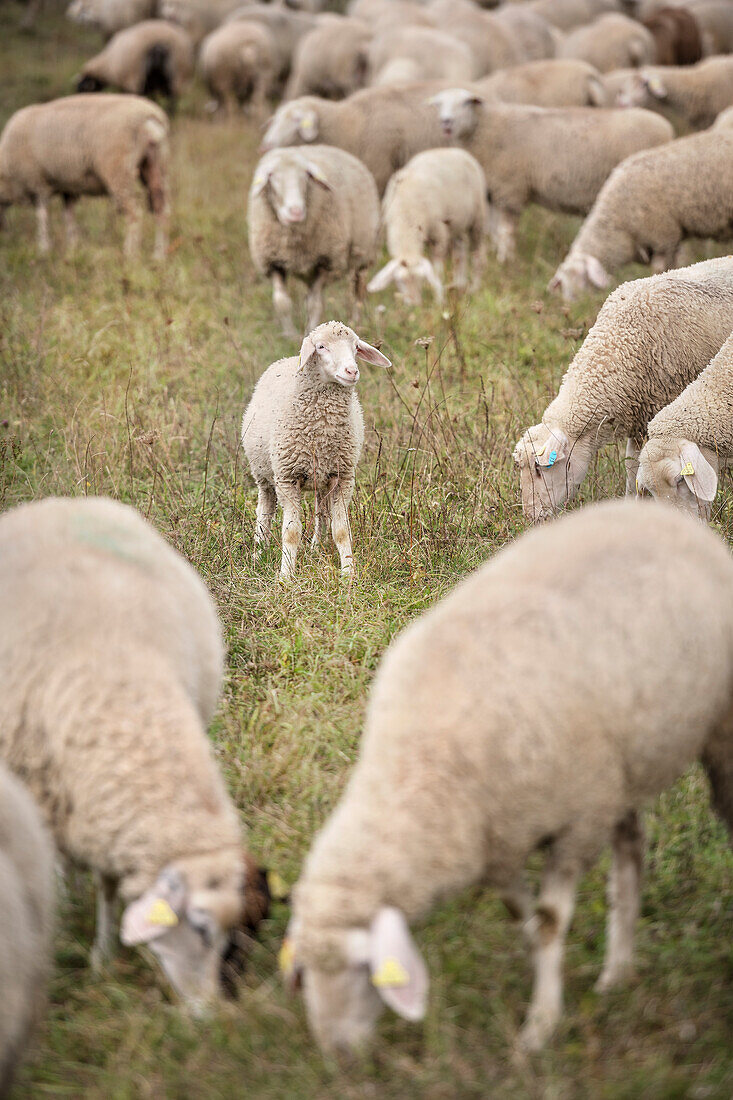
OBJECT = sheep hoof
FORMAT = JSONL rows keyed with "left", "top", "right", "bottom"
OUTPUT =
{"left": 517, "top": 1010, "right": 556, "bottom": 1053}
{"left": 594, "top": 965, "right": 634, "bottom": 993}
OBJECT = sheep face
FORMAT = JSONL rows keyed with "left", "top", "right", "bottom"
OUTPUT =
{"left": 615, "top": 71, "right": 665, "bottom": 109}
{"left": 426, "top": 89, "right": 483, "bottom": 141}
{"left": 283, "top": 907, "right": 428, "bottom": 1055}
{"left": 636, "top": 437, "right": 717, "bottom": 520}
{"left": 261, "top": 103, "right": 320, "bottom": 151}
{"left": 299, "top": 321, "right": 391, "bottom": 387}
{"left": 121, "top": 850, "right": 250, "bottom": 1013}
{"left": 548, "top": 252, "right": 610, "bottom": 301}
{"left": 513, "top": 424, "right": 592, "bottom": 522}
{"left": 252, "top": 151, "right": 332, "bottom": 226}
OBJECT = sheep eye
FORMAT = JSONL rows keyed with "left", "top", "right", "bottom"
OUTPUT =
{"left": 316, "top": 344, "right": 326, "bottom": 352}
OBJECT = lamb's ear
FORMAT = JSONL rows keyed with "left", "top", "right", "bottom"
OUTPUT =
{"left": 368, "top": 907, "right": 428, "bottom": 1021}
{"left": 645, "top": 73, "right": 667, "bottom": 99}
{"left": 251, "top": 166, "right": 271, "bottom": 196}
{"left": 121, "top": 867, "right": 187, "bottom": 946}
{"left": 584, "top": 255, "right": 610, "bottom": 289}
{"left": 414, "top": 256, "right": 443, "bottom": 301}
{"left": 547, "top": 270, "right": 563, "bottom": 294}
{"left": 367, "top": 259, "right": 400, "bottom": 293}
{"left": 297, "top": 109, "right": 319, "bottom": 142}
{"left": 534, "top": 427, "right": 570, "bottom": 467}
{"left": 679, "top": 442, "right": 717, "bottom": 502}
{"left": 305, "top": 161, "right": 332, "bottom": 190}
{"left": 356, "top": 338, "right": 391, "bottom": 368}
{"left": 299, "top": 333, "right": 317, "bottom": 367}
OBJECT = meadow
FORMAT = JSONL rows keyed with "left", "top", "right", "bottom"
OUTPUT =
{"left": 1, "top": 4, "right": 732, "bottom": 1096}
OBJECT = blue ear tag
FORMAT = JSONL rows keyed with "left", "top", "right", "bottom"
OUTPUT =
{"left": 546, "top": 450, "right": 557, "bottom": 467}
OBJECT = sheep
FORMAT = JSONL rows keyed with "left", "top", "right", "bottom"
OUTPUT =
{"left": 199, "top": 20, "right": 277, "bottom": 116}
{"left": 428, "top": 0, "right": 522, "bottom": 75}
{"left": 281, "top": 498, "right": 733, "bottom": 1055}
{"left": 241, "top": 321, "right": 391, "bottom": 579}
{"left": 558, "top": 13, "right": 656, "bottom": 72}
{"left": 0, "top": 496, "right": 269, "bottom": 1010}
{"left": 66, "top": 0, "right": 156, "bottom": 40}
{"left": 609, "top": 56, "right": 733, "bottom": 129}
{"left": 285, "top": 16, "right": 372, "bottom": 101}
{"left": 527, "top": 0, "right": 624, "bottom": 33}
{"left": 368, "top": 26, "right": 477, "bottom": 86}
{"left": 248, "top": 145, "right": 380, "bottom": 337}
{"left": 76, "top": 19, "right": 195, "bottom": 111}
{"left": 426, "top": 89, "right": 672, "bottom": 262}
{"left": 713, "top": 102, "right": 733, "bottom": 128}
{"left": 0, "top": 94, "right": 169, "bottom": 261}
{"left": 549, "top": 128, "right": 733, "bottom": 300}
{"left": 642, "top": 6, "right": 702, "bottom": 65}
{"left": 225, "top": 4, "right": 319, "bottom": 87}
{"left": 492, "top": 5, "right": 558, "bottom": 62}
{"left": 157, "top": 0, "right": 245, "bottom": 43}
{"left": 260, "top": 84, "right": 450, "bottom": 195}
{"left": 0, "top": 765, "right": 54, "bottom": 1098}
{"left": 476, "top": 58, "right": 607, "bottom": 108}
{"left": 636, "top": 330, "right": 733, "bottom": 519}
{"left": 514, "top": 257, "right": 733, "bottom": 522}
{"left": 693, "top": 0, "right": 733, "bottom": 56}
{"left": 366, "top": 148, "right": 487, "bottom": 305}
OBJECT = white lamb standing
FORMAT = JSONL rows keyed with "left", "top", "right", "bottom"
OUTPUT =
{"left": 281, "top": 499, "right": 733, "bottom": 1055}
{"left": 242, "top": 321, "right": 391, "bottom": 579}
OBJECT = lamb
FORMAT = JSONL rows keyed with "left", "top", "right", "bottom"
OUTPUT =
{"left": 260, "top": 84, "right": 450, "bottom": 195}
{"left": 636, "top": 330, "right": 733, "bottom": 519}
{"left": 514, "top": 257, "right": 733, "bottom": 522}
{"left": 0, "top": 765, "right": 54, "bottom": 1098}
{"left": 66, "top": 0, "right": 156, "bottom": 40}
{"left": 476, "top": 59, "right": 607, "bottom": 108}
{"left": 427, "top": 89, "right": 672, "bottom": 262}
{"left": 199, "top": 20, "right": 277, "bottom": 116}
{"left": 549, "top": 129, "right": 733, "bottom": 300}
{"left": 281, "top": 499, "right": 733, "bottom": 1055}
{"left": 642, "top": 6, "right": 702, "bottom": 66}
{"left": 76, "top": 19, "right": 195, "bottom": 111}
{"left": 558, "top": 13, "right": 656, "bottom": 72}
{"left": 0, "top": 496, "right": 269, "bottom": 1011}
{"left": 241, "top": 321, "right": 391, "bottom": 579}
{"left": 367, "top": 148, "right": 487, "bottom": 304}
{"left": 285, "top": 16, "right": 371, "bottom": 101}
{"left": 610, "top": 57, "right": 733, "bottom": 130}
{"left": 248, "top": 145, "right": 380, "bottom": 337}
{"left": 368, "top": 26, "right": 478, "bottom": 86}
{"left": 0, "top": 94, "right": 169, "bottom": 260}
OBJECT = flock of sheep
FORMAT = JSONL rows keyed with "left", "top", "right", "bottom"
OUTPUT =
{"left": 2, "top": 0, "right": 733, "bottom": 1091}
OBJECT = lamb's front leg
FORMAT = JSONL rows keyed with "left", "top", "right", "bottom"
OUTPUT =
{"left": 491, "top": 207, "right": 517, "bottom": 265}
{"left": 330, "top": 476, "right": 356, "bottom": 578}
{"left": 305, "top": 270, "right": 327, "bottom": 333}
{"left": 35, "top": 194, "right": 51, "bottom": 254}
{"left": 91, "top": 872, "right": 118, "bottom": 972}
{"left": 276, "top": 480, "right": 302, "bottom": 579}
{"left": 595, "top": 810, "right": 643, "bottom": 992}
{"left": 272, "top": 271, "right": 297, "bottom": 339}
{"left": 254, "top": 483, "right": 276, "bottom": 558}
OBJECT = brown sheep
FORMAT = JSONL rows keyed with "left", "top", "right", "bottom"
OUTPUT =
{"left": 643, "top": 6, "right": 702, "bottom": 66}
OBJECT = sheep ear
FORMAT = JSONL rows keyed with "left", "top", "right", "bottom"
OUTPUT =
{"left": 252, "top": 166, "right": 271, "bottom": 196}
{"left": 297, "top": 110, "right": 319, "bottom": 142}
{"left": 299, "top": 333, "right": 317, "bottom": 367}
{"left": 645, "top": 73, "right": 667, "bottom": 99}
{"left": 534, "top": 427, "right": 569, "bottom": 467}
{"left": 587, "top": 76, "right": 605, "bottom": 106}
{"left": 356, "top": 338, "right": 391, "bottom": 368}
{"left": 584, "top": 256, "right": 610, "bottom": 289}
{"left": 414, "top": 257, "right": 443, "bottom": 301}
{"left": 369, "top": 907, "right": 428, "bottom": 1022}
{"left": 367, "top": 259, "right": 400, "bottom": 293}
{"left": 305, "top": 162, "right": 332, "bottom": 190}
{"left": 679, "top": 442, "right": 717, "bottom": 502}
{"left": 120, "top": 867, "right": 187, "bottom": 946}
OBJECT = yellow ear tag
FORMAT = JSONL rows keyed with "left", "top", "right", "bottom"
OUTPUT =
{"left": 267, "top": 871, "right": 288, "bottom": 900}
{"left": 253, "top": 170, "right": 266, "bottom": 190}
{"left": 372, "top": 957, "right": 410, "bottom": 989}
{"left": 534, "top": 441, "right": 547, "bottom": 458}
{"left": 147, "top": 898, "right": 178, "bottom": 927}
{"left": 635, "top": 477, "right": 640, "bottom": 493}
{"left": 680, "top": 462, "right": 695, "bottom": 477}
{"left": 301, "top": 116, "right": 316, "bottom": 135}
{"left": 278, "top": 937, "right": 295, "bottom": 977}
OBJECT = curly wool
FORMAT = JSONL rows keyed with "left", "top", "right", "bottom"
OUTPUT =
{"left": 648, "top": 330, "right": 733, "bottom": 454}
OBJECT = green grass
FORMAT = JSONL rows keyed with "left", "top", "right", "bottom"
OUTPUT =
{"left": 2, "top": 4, "right": 732, "bottom": 1097}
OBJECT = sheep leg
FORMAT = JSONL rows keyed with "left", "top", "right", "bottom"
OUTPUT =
{"left": 272, "top": 272, "right": 297, "bottom": 338}
{"left": 276, "top": 480, "right": 302, "bottom": 579}
{"left": 35, "top": 195, "right": 50, "bottom": 254}
{"left": 249, "top": 77, "right": 268, "bottom": 123}
{"left": 140, "top": 141, "right": 170, "bottom": 263}
{"left": 305, "top": 271, "right": 326, "bottom": 333}
{"left": 625, "top": 438, "right": 642, "bottom": 496}
{"left": 452, "top": 235, "right": 469, "bottom": 290}
{"left": 500, "top": 877, "right": 534, "bottom": 923}
{"left": 431, "top": 222, "right": 450, "bottom": 285}
{"left": 114, "top": 189, "right": 143, "bottom": 260}
{"left": 595, "top": 810, "right": 643, "bottom": 992}
{"left": 62, "top": 194, "right": 79, "bottom": 253}
{"left": 519, "top": 860, "right": 578, "bottom": 1051}
{"left": 469, "top": 228, "right": 487, "bottom": 293}
{"left": 351, "top": 268, "right": 367, "bottom": 326}
{"left": 90, "top": 872, "right": 118, "bottom": 971}
{"left": 310, "top": 488, "right": 331, "bottom": 551}
{"left": 492, "top": 208, "right": 517, "bottom": 265}
{"left": 330, "top": 476, "right": 355, "bottom": 578}
{"left": 254, "top": 483, "right": 276, "bottom": 556}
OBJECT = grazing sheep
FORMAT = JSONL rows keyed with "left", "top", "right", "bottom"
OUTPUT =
{"left": 225, "top": 4, "right": 319, "bottom": 87}
{"left": 76, "top": 19, "right": 195, "bottom": 111}
{"left": 515, "top": 257, "right": 733, "bottom": 522}
{"left": 636, "top": 330, "right": 733, "bottom": 519}
{"left": 642, "top": 6, "right": 702, "bottom": 65}
{"left": 493, "top": 5, "right": 557, "bottom": 62}
{"left": 476, "top": 58, "right": 606, "bottom": 108}
{"left": 0, "top": 94, "right": 170, "bottom": 260}
{"left": 558, "top": 13, "right": 656, "bottom": 72}
{"left": 549, "top": 129, "right": 733, "bottom": 300}
{"left": 282, "top": 499, "right": 733, "bottom": 1055}
{"left": 427, "top": 89, "right": 672, "bottom": 261}
{"left": 0, "top": 496, "right": 269, "bottom": 1010}
{"left": 368, "top": 26, "right": 477, "bottom": 86}
{"left": 67, "top": 0, "right": 156, "bottom": 39}
{"left": 241, "top": 321, "right": 391, "bottom": 579}
{"left": 260, "top": 84, "right": 450, "bottom": 195}
{"left": 367, "top": 148, "right": 487, "bottom": 304}
{"left": 199, "top": 20, "right": 277, "bottom": 116}
{"left": 285, "top": 16, "right": 372, "bottom": 101}
{"left": 610, "top": 56, "right": 733, "bottom": 129}
{"left": 0, "top": 765, "right": 54, "bottom": 1099}
{"left": 248, "top": 145, "right": 380, "bottom": 336}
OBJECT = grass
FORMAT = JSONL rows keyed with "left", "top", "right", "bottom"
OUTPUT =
{"left": 1, "top": 4, "right": 732, "bottom": 1097}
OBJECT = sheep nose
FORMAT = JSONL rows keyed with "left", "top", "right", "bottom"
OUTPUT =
{"left": 285, "top": 205, "right": 305, "bottom": 222}
{"left": 342, "top": 365, "right": 358, "bottom": 381}
{"left": 441, "top": 121, "right": 452, "bottom": 135}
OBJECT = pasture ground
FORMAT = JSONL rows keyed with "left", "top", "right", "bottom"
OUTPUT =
{"left": 1, "top": 4, "right": 732, "bottom": 1097}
